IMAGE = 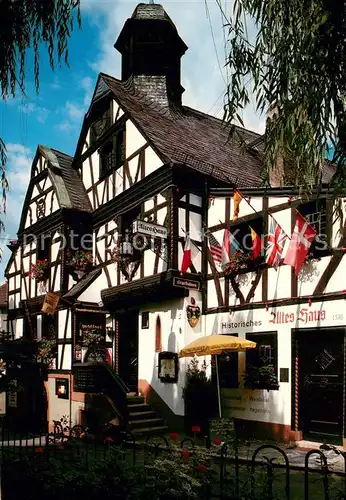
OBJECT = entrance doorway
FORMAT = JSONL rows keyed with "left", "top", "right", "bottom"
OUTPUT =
{"left": 295, "top": 328, "right": 344, "bottom": 444}
{"left": 116, "top": 311, "right": 139, "bottom": 393}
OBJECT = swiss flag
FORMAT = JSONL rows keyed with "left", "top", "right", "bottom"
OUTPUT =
{"left": 283, "top": 211, "right": 316, "bottom": 275}
{"left": 180, "top": 235, "right": 192, "bottom": 273}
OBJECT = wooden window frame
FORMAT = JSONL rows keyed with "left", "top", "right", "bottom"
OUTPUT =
{"left": 245, "top": 331, "right": 278, "bottom": 391}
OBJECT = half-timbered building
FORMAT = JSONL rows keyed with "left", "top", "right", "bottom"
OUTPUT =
{"left": 5, "top": 3, "right": 346, "bottom": 445}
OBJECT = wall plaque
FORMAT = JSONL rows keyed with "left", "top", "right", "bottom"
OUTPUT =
{"left": 56, "top": 378, "right": 69, "bottom": 399}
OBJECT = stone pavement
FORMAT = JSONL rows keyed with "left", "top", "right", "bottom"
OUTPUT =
{"left": 230, "top": 440, "right": 346, "bottom": 473}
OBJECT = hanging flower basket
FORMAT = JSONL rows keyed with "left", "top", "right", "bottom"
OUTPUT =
{"left": 304, "top": 252, "right": 321, "bottom": 265}
{"left": 67, "top": 251, "right": 93, "bottom": 276}
{"left": 30, "top": 259, "right": 49, "bottom": 282}
{"left": 222, "top": 251, "right": 254, "bottom": 276}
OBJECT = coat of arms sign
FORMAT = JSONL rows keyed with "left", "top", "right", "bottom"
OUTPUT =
{"left": 186, "top": 297, "right": 201, "bottom": 328}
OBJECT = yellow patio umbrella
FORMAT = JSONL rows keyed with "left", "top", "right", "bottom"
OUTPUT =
{"left": 179, "top": 334, "right": 256, "bottom": 417}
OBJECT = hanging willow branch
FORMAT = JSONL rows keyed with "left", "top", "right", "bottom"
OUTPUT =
{"left": 221, "top": 0, "right": 346, "bottom": 194}
{"left": 0, "top": 0, "right": 81, "bottom": 211}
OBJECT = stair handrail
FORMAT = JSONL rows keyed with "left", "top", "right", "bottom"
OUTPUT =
{"left": 102, "top": 363, "right": 130, "bottom": 394}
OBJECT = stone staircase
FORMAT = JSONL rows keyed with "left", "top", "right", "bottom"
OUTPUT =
{"left": 126, "top": 395, "right": 168, "bottom": 437}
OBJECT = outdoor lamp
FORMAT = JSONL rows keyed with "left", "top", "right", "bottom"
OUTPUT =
{"left": 119, "top": 241, "right": 133, "bottom": 257}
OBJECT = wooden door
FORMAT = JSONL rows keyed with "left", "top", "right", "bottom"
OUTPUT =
{"left": 298, "top": 329, "right": 344, "bottom": 443}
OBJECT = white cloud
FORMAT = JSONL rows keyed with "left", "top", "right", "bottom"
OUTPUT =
{"left": 55, "top": 120, "right": 75, "bottom": 133}
{"left": 19, "top": 102, "right": 50, "bottom": 124}
{"left": 80, "top": 76, "right": 94, "bottom": 106}
{"left": 65, "top": 101, "right": 84, "bottom": 121}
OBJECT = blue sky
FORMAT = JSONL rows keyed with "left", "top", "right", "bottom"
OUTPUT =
{"left": 0, "top": 0, "right": 265, "bottom": 282}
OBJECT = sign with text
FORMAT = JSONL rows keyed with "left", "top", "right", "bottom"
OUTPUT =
{"left": 173, "top": 277, "right": 200, "bottom": 291}
{"left": 132, "top": 220, "right": 168, "bottom": 239}
{"left": 76, "top": 311, "right": 106, "bottom": 341}
{"left": 269, "top": 308, "right": 326, "bottom": 325}
{"left": 41, "top": 293, "right": 60, "bottom": 315}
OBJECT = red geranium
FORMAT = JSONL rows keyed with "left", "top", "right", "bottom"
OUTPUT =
{"left": 35, "top": 447, "right": 44, "bottom": 453}
{"left": 183, "top": 450, "right": 190, "bottom": 458}
{"left": 192, "top": 425, "right": 201, "bottom": 433}
{"left": 214, "top": 437, "right": 222, "bottom": 445}
{"left": 197, "top": 464, "right": 207, "bottom": 472}
{"left": 170, "top": 432, "right": 180, "bottom": 440}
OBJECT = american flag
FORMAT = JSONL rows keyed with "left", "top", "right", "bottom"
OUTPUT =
{"left": 207, "top": 232, "right": 223, "bottom": 264}
{"left": 266, "top": 216, "right": 288, "bottom": 268}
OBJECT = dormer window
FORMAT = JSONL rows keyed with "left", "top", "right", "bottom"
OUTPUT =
{"left": 36, "top": 198, "right": 46, "bottom": 219}
{"left": 99, "top": 125, "right": 125, "bottom": 177}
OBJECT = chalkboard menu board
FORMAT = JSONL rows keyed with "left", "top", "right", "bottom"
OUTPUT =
{"left": 73, "top": 365, "right": 102, "bottom": 393}
{"left": 76, "top": 311, "right": 106, "bottom": 341}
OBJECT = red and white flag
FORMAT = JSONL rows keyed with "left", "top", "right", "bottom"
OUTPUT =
{"left": 221, "top": 228, "right": 230, "bottom": 267}
{"left": 265, "top": 216, "right": 288, "bottom": 268}
{"left": 180, "top": 234, "right": 192, "bottom": 273}
{"left": 283, "top": 211, "right": 316, "bottom": 275}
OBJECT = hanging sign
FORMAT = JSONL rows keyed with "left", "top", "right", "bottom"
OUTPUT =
{"left": 76, "top": 311, "right": 106, "bottom": 341}
{"left": 41, "top": 293, "right": 60, "bottom": 315}
{"left": 173, "top": 277, "right": 200, "bottom": 291}
{"left": 132, "top": 220, "right": 168, "bottom": 239}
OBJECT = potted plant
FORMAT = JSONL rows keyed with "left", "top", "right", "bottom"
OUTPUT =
{"left": 182, "top": 358, "right": 218, "bottom": 436}
{"left": 67, "top": 251, "right": 93, "bottom": 278}
{"left": 222, "top": 251, "right": 255, "bottom": 276}
{"left": 244, "top": 364, "right": 279, "bottom": 391}
{"left": 36, "top": 338, "right": 57, "bottom": 366}
{"left": 29, "top": 259, "right": 49, "bottom": 282}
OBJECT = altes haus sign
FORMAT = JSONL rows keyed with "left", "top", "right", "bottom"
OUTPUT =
{"left": 269, "top": 308, "right": 326, "bottom": 325}
{"left": 132, "top": 220, "right": 168, "bottom": 239}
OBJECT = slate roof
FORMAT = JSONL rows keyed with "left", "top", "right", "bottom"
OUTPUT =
{"left": 101, "top": 74, "right": 263, "bottom": 188}
{"left": 100, "top": 73, "right": 335, "bottom": 188}
{"left": 51, "top": 149, "right": 92, "bottom": 213}
{"left": 0, "top": 283, "right": 8, "bottom": 308}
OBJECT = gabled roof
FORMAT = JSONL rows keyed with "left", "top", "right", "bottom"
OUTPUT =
{"left": 77, "top": 73, "right": 336, "bottom": 188}
{"left": 18, "top": 145, "right": 92, "bottom": 235}
{"left": 98, "top": 74, "right": 263, "bottom": 187}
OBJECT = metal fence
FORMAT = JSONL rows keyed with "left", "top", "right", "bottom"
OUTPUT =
{"left": 1, "top": 425, "right": 346, "bottom": 500}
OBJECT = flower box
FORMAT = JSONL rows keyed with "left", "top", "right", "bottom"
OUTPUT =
{"left": 29, "top": 259, "right": 49, "bottom": 282}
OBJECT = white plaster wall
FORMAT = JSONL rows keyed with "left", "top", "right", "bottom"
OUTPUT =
{"left": 138, "top": 291, "right": 205, "bottom": 417}
{"left": 126, "top": 119, "right": 146, "bottom": 157}
{"left": 15, "top": 318, "right": 23, "bottom": 339}
{"left": 145, "top": 146, "right": 163, "bottom": 177}
{"left": 206, "top": 299, "right": 346, "bottom": 426}
{"left": 58, "top": 309, "right": 72, "bottom": 340}
{"left": 58, "top": 344, "right": 72, "bottom": 370}
{"left": 47, "top": 376, "right": 82, "bottom": 427}
{"left": 78, "top": 272, "right": 109, "bottom": 303}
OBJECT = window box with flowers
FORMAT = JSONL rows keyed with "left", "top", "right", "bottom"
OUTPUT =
{"left": 67, "top": 251, "right": 93, "bottom": 279}
{"left": 222, "top": 251, "right": 260, "bottom": 276}
{"left": 244, "top": 364, "right": 279, "bottom": 391}
{"left": 30, "top": 259, "right": 49, "bottom": 282}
